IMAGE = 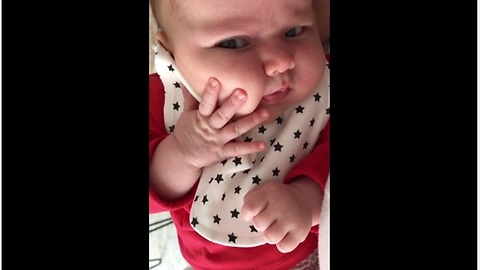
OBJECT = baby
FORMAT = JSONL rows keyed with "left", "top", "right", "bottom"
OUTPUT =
{"left": 149, "top": 0, "right": 329, "bottom": 269}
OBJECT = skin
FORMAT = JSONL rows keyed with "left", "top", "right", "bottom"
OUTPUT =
{"left": 150, "top": 0, "right": 326, "bottom": 253}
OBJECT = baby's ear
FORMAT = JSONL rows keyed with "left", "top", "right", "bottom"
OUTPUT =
{"left": 155, "top": 31, "right": 173, "bottom": 54}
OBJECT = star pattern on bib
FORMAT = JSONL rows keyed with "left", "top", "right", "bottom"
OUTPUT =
{"left": 173, "top": 102, "right": 180, "bottom": 111}
{"left": 213, "top": 214, "right": 221, "bottom": 224}
{"left": 258, "top": 125, "right": 267, "bottom": 134}
{"left": 252, "top": 175, "right": 262, "bottom": 185}
{"left": 191, "top": 217, "right": 199, "bottom": 227}
{"left": 272, "top": 167, "right": 280, "bottom": 177}
{"left": 228, "top": 233, "right": 238, "bottom": 243}
{"left": 294, "top": 130, "right": 302, "bottom": 139}
{"left": 276, "top": 117, "right": 283, "bottom": 125}
{"left": 295, "top": 105, "right": 305, "bottom": 114}
{"left": 155, "top": 43, "right": 330, "bottom": 247}
{"left": 273, "top": 142, "right": 283, "bottom": 152}
{"left": 233, "top": 157, "right": 242, "bottom": 166}
{"left": 230, "top": 209, "right": 240, "bottom": 218}
{"left": 215, "top": 174, "right": 224, "bottom": 184}
{"left": 202, "top": 195, "right": 209, "bottom": 205}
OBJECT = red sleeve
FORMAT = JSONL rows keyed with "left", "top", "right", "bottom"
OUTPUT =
{"left": 284, "top": 120, "right": 330, "bottom": 191}
{"left": 149, "top": 73, "right": 197, "bottom": 213}
{"left": 149, "top": 74, "right": 168, "bottom": 160}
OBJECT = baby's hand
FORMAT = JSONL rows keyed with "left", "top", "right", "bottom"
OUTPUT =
{"left": 241, "top": 181, "right": 313, "bottom": 253}
{"left": 173, "top": 78, "right": 268, "bottom": 169}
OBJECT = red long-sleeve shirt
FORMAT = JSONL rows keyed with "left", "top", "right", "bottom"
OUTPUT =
{"left": 149, "top": 72, "right": 329, "bottom": 270}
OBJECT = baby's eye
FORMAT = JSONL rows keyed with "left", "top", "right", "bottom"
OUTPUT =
{"left": 217, "top": 38, "right": 248, "bottom": 49}
{"left": 285, "top": 27, "right": 304, "bottom": 38}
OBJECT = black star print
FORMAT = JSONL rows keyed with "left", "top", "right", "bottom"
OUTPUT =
{"left": 243, "top": 169, "right": 250, "bottom": 174}
{"left": 208, "top": 177, "right": 214, "bottom": 184}
{"left": 250, "top": 225, "right": 258, "bottom": 233}
{"left": 313, "top": 93, "right": 321, "bottom": 102}
{"left": 221, "top": 193, "right": 226, "bottom": 201}
{"left": 215, "top": 174, "right": 224, "bottom": 184}
{"left": 276, "top": 116, "right": 283, "bottom": 125}
{"left": 233, "top": 157, "right": 242, "bottom": 166}
{"left": 310, "top": 118, "right": 315, "bottom": 127}
{"left": 213, "top": 215, "right": 221, "bottom": 224}
{"left": 295, "top": 105, "right": 305, "bottom": 114}
{"left": 230, "top": 209, "right": 240, "bottom": 218}
{"left": 228, "top": 232, "right": 238, "bottom": 243}
{"left": 234, "top": 185, "right": 242, "bottom": 194}
{"left": 273, "top": 142, "right": 283, "bottom": 152}
{"left": 191, "top": 217, "right": 199, "bottom": 227}
{"left": 169, "top": 125, "right": 175, "bottom": 132}
{"left": 289, "top": 154, "right": 296, "bottom": 163}
{"left": 244, "top": 137, "right": 253, "bottom": 142}
{"left": 173, "top": 82, "right": 181, "bottom": 88}
{"left": 173, "top": 102, "right": 180, "bottom": 111}
{"left": 168, "top": 64, "right": 175, "bottom": 72}
{"left": 326, "top": 63, "right": 330, "bottom": 69}
{"left": 221, "top": 159, "right": 227, "bottom": 165}
{"left": 303, "top": 141, "right": 309, "bottom": 149}
{"left": 260, "top": 156, "right": 265, "bottom": 162}
{"left": 272, "top": 167, "right": 280, "bottom": 177}
{"left": 270, "top": 138, "right": 276, "bottom": 146}
{"left": 202, "top": 195, "right": 209, "bottom": 205}
{"left": 258, "top": 125, "right": 267, "bottom": 134}
{"left": 326, "top": 107, "right": 330, "bottom": 114}
{"left": 231, "top": 173, "right": 236, "bottom": 178}
{"left": 252, "top": 175, "right": 262, "bottom": 185}
{"left": 294, "top": 130, "right": 302, "bottom": 139}
{"left": 194, "top": 195, "right": 199, "bottom": 202}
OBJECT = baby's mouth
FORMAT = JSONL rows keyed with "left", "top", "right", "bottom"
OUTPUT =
{"left": 261, "top": 87, "right": 291, "bottom": 105}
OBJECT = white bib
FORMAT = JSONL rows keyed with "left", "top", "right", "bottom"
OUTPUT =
{"left": 154, "top": 44, "right": 330, "bottom": 247}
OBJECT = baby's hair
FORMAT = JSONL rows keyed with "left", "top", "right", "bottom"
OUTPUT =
{"left": 150, "top": 0, "right": 179, "bottom": 34}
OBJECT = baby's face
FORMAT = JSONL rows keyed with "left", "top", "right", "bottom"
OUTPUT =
{"left": 165, "top": 0, "right": 326, "bottom": 121}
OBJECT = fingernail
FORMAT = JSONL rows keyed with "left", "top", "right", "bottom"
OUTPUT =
{"left": 259, "top": 142, "right": 266, "bottom": 150}
{"left": 235, "top": 91, "right": 246, "bottom": 101}
{"left": 260, "top": 109, "right": 269, "bottom": 118}
{"left": 209, "top": 78, "right": 218, "bottom": 89}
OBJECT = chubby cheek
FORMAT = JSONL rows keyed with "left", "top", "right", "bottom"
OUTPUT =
{"left": 295, "top": 48, "right": 326, "bottom": 98}
{"left": 177, "top": 53, "right": 266, "bottom": 116}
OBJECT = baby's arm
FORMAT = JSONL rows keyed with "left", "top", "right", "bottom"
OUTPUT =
{"left": 150, "top": 78, "right": 269, "bottom": 201}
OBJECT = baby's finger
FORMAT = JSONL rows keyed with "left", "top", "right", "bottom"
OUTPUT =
{"left": 208, "top": 89, "right": 247, "bottom": 129}
{"left": 276, "top": 232, "right": 304, "bottom": 253}
{"left": 263, "top": 220, "right": 288, "bottom": 245}
{"left": 241, "top": 187, "right": 268, "bottom": 223}
{"left": 198, "top": 78, "right": 221, "bottom": 117}
{"left": 223, "top": 108, "right": 269, "bottom": 139}
{"left": 222, "top": 140, "right": 266, "bottom": 159}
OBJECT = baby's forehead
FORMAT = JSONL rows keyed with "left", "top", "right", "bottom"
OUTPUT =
{"left": 177, "top": 1, "right": 313, "bottom": 24}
